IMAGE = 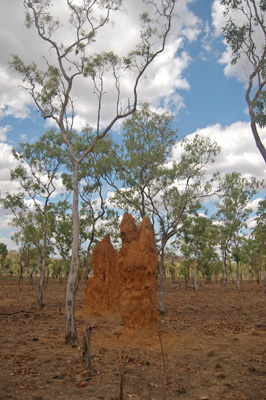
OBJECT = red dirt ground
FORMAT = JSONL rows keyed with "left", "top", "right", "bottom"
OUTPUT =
{"left": 0, "top": 278, "right": 266, "bottom": 400}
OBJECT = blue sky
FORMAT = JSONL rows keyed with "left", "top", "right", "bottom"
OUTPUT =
{"left": 0, "top": 0, "right": 266, "bottom": 250}
{"left": 176, "top": 1, "right": 250, "bottom": 136}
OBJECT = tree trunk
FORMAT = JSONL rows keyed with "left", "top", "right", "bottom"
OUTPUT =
{"left": 228, "top": 263, "right": 234, "bottom": 283}
{"left": 257, "top": 266, "right": 261, "bottom": 286}
{"left": 18, "top": 261, "right": 23, "bottom": 284}
{"left": 223, "top": 258, "right": 228, "bottom": 291}
{"left": 193, "top": 261, "right": 198, "bottom": 292}
{"left": 236, "top": 261, "right": 240, "bottom": 290}
{"left": 65, "top": 160, "right": 79, "bottom": 344}
{"left": 33, "top": 262, "right": 37, "bottom": 285}
{"left": 158, "top": 250, "right": 165, "bottom": 315}
{"left": 222, "top": 242, "right": 229, "bottom": 291}
{"left": 246, "top": 92, "right": 266, "bottom": 163}
{"left": 38, "top": 213, "right": 48, "bottom": 309}
{"left": 25, "top": 265, "right": 28, "bottom": 284}
{"left": 264, "top": 235, "right": 266, "bottom": 293}
{"left": 38, "top": 261, "right": 45, "bottom": 308}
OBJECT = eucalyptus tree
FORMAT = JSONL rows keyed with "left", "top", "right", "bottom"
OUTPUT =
{"left": 221, "top": 0, "right": 266, "bottom": 162}
{"left": 241, "top": 235, "right": 264, "bottom": 284}
{"left": 12, "top": 211, "right": 43, "bottom": 284}
{"left": 178, "top": 212, "right": 219, "bottom": 290}
{"left": 49, "top": 200, "right": 73, "bottom": 280}
{"left": 0, "top": 193, "right": 43, "bottom": 283}
{"left": 253, "top": 198, "right": 266, "bottom": 290}
{"left": 0, "top": 193, "right": 38, "bottom": 282}
{"left": 152, "top": 135, "right": 220, "bottom": 312}
{"left": 61, "top": 133, "right": 120, "bottom": 280}
{"left": 2, "top": 131, "right": 66, "bottom": 307}
{"left": 215, "top": 172, "right": 263, "bottom": 290}
{"left": 0, "top": 243, "right": 8, "bottom": 273}
{"left": 103, "top": 107, "right": 221, "bottom": 312}
{"left": 10, "top": 0, "right": 176, "bottom": 343}
{"left": 101, "top": 103, "right": 178, "bottom": 217}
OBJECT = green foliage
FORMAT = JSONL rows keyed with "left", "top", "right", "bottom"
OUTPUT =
{"left": 49, "top": 201, "right": 73, "bottom": 261}
{"left": 178, "top": 212, "right": 219, "bottom": 282}
{"left": 11, "top": 130, "right": 67, "bottom": 202}
{"left": 222, "top": 20, "right": 249, "bottom": 65}
{"left": 83, "top": 52, "right": 120, "bottom": 78}
{"left": 221, "top": 0, "right": 266, "bottom": 161}
{"left": 178, "top": 258, "right": 191, "bottom": 283}
{"left": 215, "top": 172, "right": 264, "bottom": 286}
{"left": 0, "top": 131, "right": 67, "bottom": 284}
{"left": 103, "top": 103, "right": 178, "bottom": 217}
{"left": 0, "top": 243, "right": 8, "bottom": 270}
{"left": 254, "top": 90, "right": 266, "bottom": 128}
{"left": 216, "top": 172, "right": 263, "bottom": 234}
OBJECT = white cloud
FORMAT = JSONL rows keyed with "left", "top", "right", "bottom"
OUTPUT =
{"left": 0, "top": 0, "right": 201, "bottom": 129}
{"left": 0, "top": 209, "right": 19, "bottom": 250}
{"left": 0, "top": 212, "right": 14, "bottom": 232}
{"left": 201, "top": 22, "right": 213, "bottom": 55}
{"left": 247, "top": 216, "right": 257, "bottom": 230}
{"left": 0, "top": 68, "right": 33, "bottom": 120}
{"left": 0, "top": 142, "right": 20, "bottom": 195}
{"left": 246, "top": 198, "right": 264, "bottom": 212}
{"left": 172, "top": 121, "right": 266, "bottom": 180}
{"left": 0, "top": 125, "right": 12, "bottom": 142}
{"left": 211, "top": 0, "right": 266, "bottom": 83}
{"left": 0, "top": 235, "right": 18, "bottom": 251}
{"left": 211, "top": 0, "right": 226, "bottom": 36}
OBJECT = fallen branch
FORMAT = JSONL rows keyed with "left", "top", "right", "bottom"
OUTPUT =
{"left": 158, "top": 330, "right": 166, "bottom": 400}
{"left": 0, "top": 310, "right": 38, "bottom": 316}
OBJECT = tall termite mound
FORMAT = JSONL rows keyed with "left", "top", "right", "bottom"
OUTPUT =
{"left": 118, "top": 213, "right": 158, "bottom": 335}
{"left": 83, "top": 233, "right": 120, "bottom": 315}
{"left": 82, "top": 213, "right": 158, "bottom": 337}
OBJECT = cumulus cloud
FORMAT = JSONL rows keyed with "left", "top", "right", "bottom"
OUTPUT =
{"left": 0, "top": 0, "right": 201, "bottom": 129}
{"left": 0, "top": 125, "right": 12, "bottom": 142}
{"left": 0, "top": 142, "right": 21, "bottom": 195}
{"left": 211, "top": 0, "right": 266, "bottom": 83}
{"left": 0, "top": 209, "right": 19, "bottom": 250}
{"left": 0, "top": 235, "right": 18, "bottom": 251}
{"left": 246, "top": 198, "right": 264, "bottom": 213}
{"left": 172, "top": 121, "right": 266, "bottom": 181}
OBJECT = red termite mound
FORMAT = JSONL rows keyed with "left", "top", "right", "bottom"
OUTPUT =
{"left": 83, "top": 233, "right": 120, "bottom": 315}
{"left": 82, "top": 213, "right": 158, "bottom": 338}
{"left": 118, "top": 213, "right": 158, "bottom": 335}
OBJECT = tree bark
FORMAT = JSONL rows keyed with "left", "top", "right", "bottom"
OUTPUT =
{"left": 25, "top": 265, "right": 28, "bottom": 284}
{"left": 246, "top": 83, "right": 266, "bottom": 163}
{"left": 38, "top": 263, "right": 45, "bottom": 308}
{"left": 38, "top": 208, "right": 49, "bottom": 308}
{"left": 193, "top": 261, "right": 198, "bottom": 292}
{"left": 236, "top": 261, "right": 240, "bottom": 291}
{"left": 264, "top": 235, "right": 266, "bottom": 293}
{"left": 65, "top": 160, "right": 79, "bottom": 344}
{"left": 158, "top": 250, "right": 165, "bottom": 315}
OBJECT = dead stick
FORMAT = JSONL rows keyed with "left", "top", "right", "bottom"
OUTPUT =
{"left": 119, "top": 349, "right": 124, "bottom": 400}
{"left": 158, "top": 330, "right": 166, "bottom": 400}
{"left": 83, "top": 327, "right": 92, "bottom": 370}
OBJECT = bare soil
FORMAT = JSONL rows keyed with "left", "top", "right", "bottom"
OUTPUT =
{"left": 0, "top": 278, "right": 266, "bottom": 400}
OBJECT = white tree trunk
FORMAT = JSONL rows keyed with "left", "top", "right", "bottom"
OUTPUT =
{"left": 223, "top": 260, "right": 228, "bottom": 291}
{"left": 38, "top": 208, "right": 49, "bottom": 308}
{"left": 65, "top": 160, "right": 79, "bottom": 344}
{"left": 193, "top": 262, "right": 198, "bottom": 292}
{"left": 158, "top": 251, "right": 165, "bottom": 315}
{"left": 25, "top": 265, "right": 28, "bottom": 284}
